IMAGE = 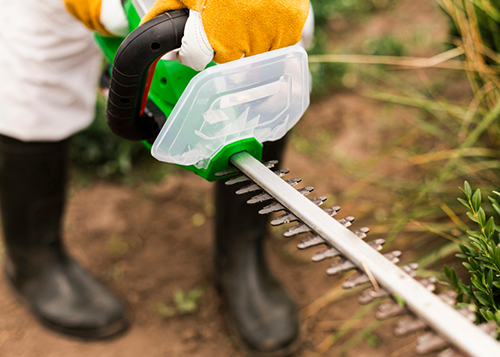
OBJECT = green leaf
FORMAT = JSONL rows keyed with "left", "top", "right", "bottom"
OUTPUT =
{"left": 472, "top": 189, "right": 482, "bottom": 212}
{"left": 457, "top": 302, "right": 471, "bottom": 309}
{"left": 471, "top": 277, "right": 488, "bottom": 294}
{"left": 464, "top": 181, "right": 472, "bottom": 198}
{"left": 153, "top": 303, "right": 176, "bottom": 318}
{"left": 469, "top": 257, "right": 481, "bottom": 271}
{"left": 474, "top": 291, "right": 492, "bottom": 307}
{"left": 480, "top": 309, "right": 493, "bottom": 321}
{"left": 467, "top": 211, "right": 478, "bottom": 223}
{"left": 484, "top": 263, "right": 498, "bottom": 271}
{"left": 393, "top": 294, "right": 405, "bottom": 307}
{"left": 444, "top": 265, "right": 451, "bottom": 280}
{"left": 493, "top": 203, "right": 500, "bottom": 219}
{"left": 479, "top": 308, "right": 493, "bottom": 322}
{"left": 459, "top": 282, "right": 472, "bottom": 298}
{"left": 458, "top": 197, "right": 471, "bottom": 209}
{"left": 468, "top": 230, "right": 482, "bottom": 239}
{"left": 459, "top": 243, "right": 472, "bottom": 255}
{"left": 172, "top": 288, "right": 204, "bottom": 314}
{"left": 478, "top": 208, "right": 486, "bottom": 227}
{"left": 492, "top": 281, "right": 500, "bottom": 289}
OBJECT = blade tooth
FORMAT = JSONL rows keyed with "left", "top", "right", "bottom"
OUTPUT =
{"left": 326, "top": 259, "right": 355, "bottom": 276}
{"left": 368, "top": 238, "right": 386, "bottom": 251}
{"left": 297, "top": 235, "right": 325, "bottom": 250}
{"left": 259, "top": 202, "right": 285, "bottom": 215}
{"left": 343, "top": 272, "right": 370, "bottom": 289}
{"left": 354, "top": 227, "right": 370, "bottom": 239}
{"left": 438, "top": 290, "right": 457, "bottom": 306}
{"left": 358, "top": 286, "right": 389, "bottom": 305}
{"left": 312, "top": 247, "right": 341, "bottom": 262}
{"left": 383, "top": 250, "right": 402, "bottom": 263}
{"left": 236, "top": 183, "right": 261, "bottom": 195}
{"left": 394, "top": 316, "right": 426, "bottom": 337}
{"left": 323, "top": 205, "right": 341, "bottom": 217}
{"left": 419, "top": 276, "right": 438, "bottom": 289}
{"left": 271, "top": 212, "right": 298, "bottom": 226}
{"left": 416, "top": 332, "right": 447, "bottom": 354}
{"left": 299, "top": 186, "right": 315, "bottom": 195}
{"left": 400, "top": 263, "right": 418, "bottom": 277}
{"left": 262, "top": 159, "right": 279, "bottom": 168}
{"left": 375, "top": 300, "right": 407, "bottom": 320}
{"left": 284, "top": 223, "right": 311, "bottom": 238}
{"left": 215, "top": 166, "right": 239, "bottom": 177}
{"left": 310, "top": 196, "right": 328, "bottom": 206}
{"left": 337, "top": 216, "right": 355, "bottom": 228}
{"left": 479, "top": 321, "right": 498, "bottom": 336}
{"left": 225, "top": 174, "right": 250, "bottom": 185}
{"left": 458, "top": 306, "right": 477, "bottom": 322}
{"left": 285, "top": 177, "right": 302, "bottom": 186}
{"left": 438, "top": 350, "right": 465, "bottom": 357}
{"left": 275, "top": 168, "right": 291, "bottom": 177}
{"left": 247, "top": 192, "right": 273, "bottom": 204}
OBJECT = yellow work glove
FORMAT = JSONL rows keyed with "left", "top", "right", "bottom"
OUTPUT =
{"left": 142, "top": 0, "right": 310, "bottom": 71}
{"left": 63, "top": 0, "right": 129, "bottom": 37}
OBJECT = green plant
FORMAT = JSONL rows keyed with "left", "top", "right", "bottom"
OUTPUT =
{"left": 445, "top": 181, "right": 500, "bottom": 329}
{"left": 153, "top": 287, "right": 204, "bottom": 318}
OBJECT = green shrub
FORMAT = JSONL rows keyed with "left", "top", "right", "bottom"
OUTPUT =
{"left": 445, "top": 181, "right": 500, "bottom": 329}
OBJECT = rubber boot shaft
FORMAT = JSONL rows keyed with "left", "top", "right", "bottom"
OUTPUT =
{"left": 0, "top": 134, "right": 128, "bottom": 339}
{"left": 215, "top": 138, "right": 300, "bottom": 355}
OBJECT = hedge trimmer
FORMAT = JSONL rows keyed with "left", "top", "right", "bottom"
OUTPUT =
{"left": 96, "top": 2, "right": 500, "bottom": 356}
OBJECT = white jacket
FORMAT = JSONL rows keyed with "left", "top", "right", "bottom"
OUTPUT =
{"left": 0, "top": 0, "right": 101, "bottom": 141}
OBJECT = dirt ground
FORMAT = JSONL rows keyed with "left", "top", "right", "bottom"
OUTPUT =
{"left": 0, "top": 0, "right": 454, "bottom": 356}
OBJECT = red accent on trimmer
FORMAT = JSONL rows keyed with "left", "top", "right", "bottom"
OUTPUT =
{"left": 140, "top": 57, "right": 161, "bottom": 116}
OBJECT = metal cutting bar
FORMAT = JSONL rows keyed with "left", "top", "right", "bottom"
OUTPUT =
{"left": 230, "top": 151, "right": 500, "bottom": 357}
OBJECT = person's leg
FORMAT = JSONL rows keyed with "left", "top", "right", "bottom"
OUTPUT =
{"left": 0, "top": 134, "right": 128, "bottom": 339}
{"left": 214, "top": 138, "right": 300, "bottom": 354}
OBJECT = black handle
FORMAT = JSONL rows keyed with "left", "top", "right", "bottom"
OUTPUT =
{"left": 106, "top": 9, "right": 188, "bottom": 141}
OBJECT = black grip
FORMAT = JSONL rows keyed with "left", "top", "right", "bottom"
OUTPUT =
{"left": 106, "top": 9, "right": 188, "bottom": 141}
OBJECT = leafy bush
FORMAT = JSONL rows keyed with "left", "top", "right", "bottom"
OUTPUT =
{"left": 445, "top": 181, "right": 500, "bottom": 329}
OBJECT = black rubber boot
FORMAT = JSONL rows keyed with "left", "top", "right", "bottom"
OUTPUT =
{"left": 215, "top": 139, "right": 300, "bottom": 356}
{"left": 0, "top": 134, "right": 128, "bottom": 339}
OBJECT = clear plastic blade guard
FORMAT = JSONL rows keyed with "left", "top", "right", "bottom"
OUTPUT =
{"left": 151, "top": 45, "right": 310, "bottom": 170}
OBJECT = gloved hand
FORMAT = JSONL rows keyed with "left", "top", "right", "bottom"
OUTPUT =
{"left": 141, "top": 0, "right": 310, "bottom": 71}
{"left": 63, "top": 0, "right": 129, "bottom": 37}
